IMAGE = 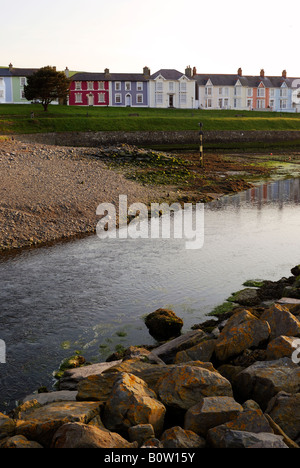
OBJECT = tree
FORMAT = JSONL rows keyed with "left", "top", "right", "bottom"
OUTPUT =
{"left": 24, "top": 66, "right": 71, "bottom": 111}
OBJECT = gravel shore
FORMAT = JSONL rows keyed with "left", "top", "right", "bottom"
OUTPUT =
{"left": 0, "top": 139, "right": 169, "bottom": 251}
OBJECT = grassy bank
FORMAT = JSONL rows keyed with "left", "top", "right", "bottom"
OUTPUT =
{"left": 2, "top": 105, "right": 300, "bottom": 135}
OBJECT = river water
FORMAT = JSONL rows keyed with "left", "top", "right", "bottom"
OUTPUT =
{"left": 1, "top": 176, "right": 300, "bottom": 412}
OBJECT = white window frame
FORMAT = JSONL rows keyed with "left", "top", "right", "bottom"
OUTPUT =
{"left": 180, "top": 93, "right": 187, "bottom": 104}
{"left": 137, "top": 82, "right": 143, "bottom": 91}
{"left": 247, "top": 99, "right": 253, "bottom": 108}
{"left": 137, "top": 94, "right": 143, "bottom": 104}
{"left": 180, "top": 82, "right": 187, "bottom": 92}
{"left": 156, "top": 81, "right": 163, "bottom": 92}
{"left": 205, "top": 86, "right": 212, "bottom": 96}
{"left": 115, "top": 82, "right": 121, "bottom": 91}
{"left": 257, "top": 87, "right": 265, "bottom": 97}
{"left": 257, "top": 99, "right": 265, "bottom": 109}
{"left": 169, "top": 82, "right": 174, "bottom": 92}
{"left": 247, "top": 88, "right": 253, "bottom": 97}
{"left": 98, "top": 93, "right": 105, "bottom": 103}
{"left": 75, "top": 81, "right": 82, "bottom": 90}
{"left": 98, "top": 81, "right": 105, "bottom": 90}
{"left": 156, "top": 93, "right": 163, "bottom": 105}
{"left": 20, "top": 77, "right": 27, "bottom": 87}
{"left": 87, "top": 81, "right": 94, "bottom": 91}
{"left": 125, "top": 82, "right": 131, "bottom": 91}
{"left": 205, "top": 98, "right": 212, "bottom": 108}
{"left": 75, "top": 93, "right": 82, "bottom": 103}
{"left": 115, "top": 93, "right": 122, "bottom": 104}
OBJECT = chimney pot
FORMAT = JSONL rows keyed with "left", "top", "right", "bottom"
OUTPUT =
{"left": 282, "top": 69, "right": 287, "bottom": 78}
{"left": 185, "top": 66, "right": 192, "bottom": 78}
{"left": 260, "top": 69, "right": 265, "bottom": 78}
{"left": 238, "top": 67, "right": 242, "bottom": 76}
{"left": 9, "top": 63, "right": 13, "bottom": 71}
{"left": 193, "top": 66, "right": 197, "bottom": 76}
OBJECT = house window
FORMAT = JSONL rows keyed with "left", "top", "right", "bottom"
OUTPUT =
{"left": 115, "top": 82, "right": 121, "bottom": 91}
{"left": 280, "top": 100, "right": 287, "bottom": 109}
{"left": 234, "top": 98, "right": 241, "bottom": 108}
{"left": 234, "top": 86, "right": 241, "bottom": 96}
{"left": 98, "top": 81, "right": 105, "bottom": 90}
{"left": 181, "top": 82, "right": 187, "bottom": 92}
{"left": 137, "top": 94, "right": 143, "bottom": 104}
{"left": 257, "top": 87, "right": 265, "bottom": 97}
{"left": 156, "top": 81, "right": 163, "bottom": 91}
{"left": 87, "top": 82, "right": 94, "bottom": 90}
{"left": 205, "top": 87, "right": 212, "bottom": 96}
{"left": 180, "top": 93, "right": 187, "bottom": 104}
{"left": 247, "top": 99, "right": 253, "bottom": 108}
{"left": 218, "top": 98, "right": 223, "bottom": 108}
{"left": 75, "top": 82, "right": 82, "bottom": 90}
{"left": 21, "top": 90, "right": 26, "bottom": 99}
{"left": 0, "top": 90, "right": 4, "bottom": 98}
{"left": 247, "top": 88, "right": 253, "bottom": 97}
{"left": 219, "top": 88, "right": 223, "bottom": 95}
{"left": 98, "top": 93, "right": 105, "bottom": 103}
{"left": 257, "top": 99, "right": 265, "bottom": 108}
{"left": 224, "top": 88, "right": 229, "bottom": 96}
{"left": 75, "top": 93, "right": 82, "bottom": 103}
{"left": 137, "top": 82, "right": 143, "bottom": 91}
{"left": 270, "top": 99, "right": 275, "bottom": 109}
{"left": 169, "top": 82, "right": 174, "bottom": 92}
{"left": 270, "top": 88, "right": 275, "bottom": 97}
{"left": 280, "top": 88, "right": 287, "bottom": 97}
{"left": 156, "top": 93, "right": 163, "bottom": 105}
{"left": 205, "top": 98, "right": 212, "bottom": 108}
{"left": 115, "top": 94, "right": 122, "bottom": 104}
{"left": 125, "top": 82, "right": 131, "bottom": 91}
{"left": 20, "top": 77, "right": 27, "bottom": 87}
{"left": 224, "top": 98, "right": 229, "bottom": 108}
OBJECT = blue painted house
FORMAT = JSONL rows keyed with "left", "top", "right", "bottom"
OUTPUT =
{"left": 0, "top": 68, "right": 13, "bottom": 103}
{"left": 110, "top": 67, "right": 150, "bottom": 107}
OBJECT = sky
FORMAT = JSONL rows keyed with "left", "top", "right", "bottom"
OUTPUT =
{"left": 2, "top": 0, "right": 300, "bottom": 77}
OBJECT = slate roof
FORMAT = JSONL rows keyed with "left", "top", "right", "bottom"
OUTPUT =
{"left": 194, "top": 73, "right": 299, "bottom": 88}
{"left": 71, "top": 72, "right": 148, "bottom": 82}
{"left": 150, "top": 69, "right": 191, "bottom": 80}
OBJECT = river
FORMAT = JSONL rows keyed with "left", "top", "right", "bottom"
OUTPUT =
{"left": 0, "top": 176, "right": 300, "bottom": 412}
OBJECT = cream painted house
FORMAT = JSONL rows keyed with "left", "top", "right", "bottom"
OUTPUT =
{"left": 149, "top": 68, "right": 197, "bottom": 109}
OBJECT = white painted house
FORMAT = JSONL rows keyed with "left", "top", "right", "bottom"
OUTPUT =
{"left": 149, "top": 68, "right": 196, "bottom": 109}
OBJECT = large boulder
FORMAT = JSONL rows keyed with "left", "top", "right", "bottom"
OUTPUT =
{"left": 207, "top": 429, "right": 288, "bottom": 448}
{"left": 184, "top": 396, "right": 243, "bottom": 437}
{"left": 103, "top": 372, "right": 166, "bottom": 436}
{"left": 175, "top": 339, "right": 216, "bottom": 364}
{"left": 266, "top": 335, "right": 298, "bottom": 360}
{"left": 157, "top": 364, "right": 233, "bottom": 411}
{"left": 266, "top": 391, "right": 300, "bottom": 441}
{"left": 234, "top": 358, "right": 300, "bottom": 410}
{"left": 144, "top": 309, "right": 183, "bottom": 341}
{"left": 151, "top": 330, "right": 207, "bottom": 364}
{"left": 214, "top": 310, "right": 270, "bottom": 362}
{"left": 261, "top": 303, "right": 300, "bottom": 340}
{"left": 1, "top": 435, "right": 43, "bottom": 449}
{"left": 58, "top": 360, "right": 121, "bottom": 390}
{"left": 0, "top": 413, "right": 16, "bottom": 440}
{"left": 228, "top": 288, "right": 261, "bottom": 306}
{"left": 51, "top": 422, "right": 135, "bottom": 448}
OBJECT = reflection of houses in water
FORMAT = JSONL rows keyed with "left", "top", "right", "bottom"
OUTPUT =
{"left": 208, "top": 178, "right": 300, "bottom": 211}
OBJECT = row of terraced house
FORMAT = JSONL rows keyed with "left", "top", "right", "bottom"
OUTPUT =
{"left": 1, "top": 63, "right": 300, "bottom": 112}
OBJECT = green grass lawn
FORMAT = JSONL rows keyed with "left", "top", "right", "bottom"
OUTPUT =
{"left": 2, "top": 104, "right": 300, "bottom": 135}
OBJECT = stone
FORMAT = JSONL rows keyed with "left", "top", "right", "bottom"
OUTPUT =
{"left": 151, "top": 330, "right": 207, "bottom": 364}
{"left": 0, "top": 412, "right": 16, "bottom": 440}
{"left": 76, "top": 372, "right": 118, "bottom": 402}
{"left": 128, "top": 424, "right": 155, "bottom": 447}
{"left": 228, "top": 288, "right": 261, "bottom": 306}
{"left": 235, "top": 358, "right": 300, "bottom": 410}
{"left": 59, "top": 360, "right": 122, "bottom": 390}
{"left": 175, "top": 339, "right": 216, "bottom": 364}
{"left": 2, "top": 435, "right": 43, "bottom": 449}
{"left": 261, "top": 303, "right": 300, "bottom": 340}
{"left": 23, "top": 391, "right": 78, "bottom": 405}
{"left": 160, "top": 426, "right": 205, "bottom": 448}
{"left": 184, "top": 396, "right": 243, "bottom": 437}
{"left": 214, "top": 309, "right": 270, "bottom": 362}
{"left": 207, "top": 429, "right": 288, "bottom": 448}
{"left": 103, "top": 372, "right": 166, "bottom": 436}
{"left": 51, "top": 422, "right": 135, "bottom": 448}
{"left": 266, "top": 335, "right": 298, "bottom": 360}
{"left": 144, "top": 308, "right": 183, "bottom": 340}
{"left": 266, "top": 391, "right": 300, "bottom": 441}
{"left": 157, "top": 364, "right": 233, "bottom": 411}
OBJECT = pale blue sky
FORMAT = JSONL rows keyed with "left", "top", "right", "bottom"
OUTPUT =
{"left": 2, "top": 0, "right": 300, "bottom": 77}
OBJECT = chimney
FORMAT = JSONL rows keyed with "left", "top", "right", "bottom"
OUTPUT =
{"left": 65, "top": 67, "right": 69, "bottom": 78}
{"left": 238, "top": 67, "right": 242, "bottom": 76}
{"left": 260, "top": 69, "right": 265, "bottom": 78}
{"left": 143, "top": 66, "right": 150, "bottom": 78}
{"left": 104, "top": 68, "right": 110, "bottom": 78}
{"left": 9, "top": 63, "right": 13, "bottom": 71}
{"left": 193, "top": 66, "right": 197, "bottom": 76}
{"left": 185, "top": 66, "right": 192, "bottom": 78}
{"left": 282, "top": 70, "right": 287, "bottom": 79}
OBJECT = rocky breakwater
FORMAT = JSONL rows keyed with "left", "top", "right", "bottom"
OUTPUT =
{"left": 2, "top": 266, "right": 300, "bottom": 449}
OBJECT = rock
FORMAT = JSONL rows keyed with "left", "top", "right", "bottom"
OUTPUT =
{"left": 217, "top": 364, "right": 245, "bottom": 388}
{"left": 261, "top": 303, "right": 300, "bottom": 339}
{"left": 141, "top": 438, "right": 163, "bottom": 448}
{"left": 151, "top": 330, "right": 207, "bottom": 364}
{"left": 291, "top": 265, "right": 300, "bottom": 276}
{"left": 228, "top": 288, "right": 261, "bottom": 306}
{"left": 160, "top": 426, "right": 206, "bottom": 448}
{"left": 59, "top": 360, "right": 122, "bottom": 390}
{"left": 265, "top": 414, "right": 299, "bottom": 448}
{"left": 266, "top": 391, "right": 300, "bottom": 441}
{"left": 175, "top": 339, "right": 216, "bottom": 364}
{"left": 184, "top": 396, "right": 243, "bottom": 437}
{"left": 266, "top": 336, "right": 298, "bottom": 360}
{"left": 128, "top": 424, "right": 155, "bottom": 447}
{"left": 157, "top": 364, "right": 233, "bottom": 411}
{"left": 207, "top": 429, "right": 288, "bottom": 448}
{"left": 76, "top": 371, "right": 118, "bottom": 402}
{"left": 1, "top": 435, "right": 43, "bottom": 449}
{"left": 23, "top": 391, "right": 78, "bottom": 405}
{"left": 0, "top": 413, "right": 16, "bottom": 440}
{"left": 51, "top": 422, "right": 135, "bottom": 448}
{"left": 214, "top": 310, "right": 270, "bottom": 362}
{"left": 206, "top": 407, "right": 273, "bottom": 446}
{"left": 144, "top": 309, "right": 183, "bottom": 341}
{"left": 235, "top": 358, "right": 300, "bottom": 410}
{"left": 103, "top": 372, "right": 166, "bottom": 436}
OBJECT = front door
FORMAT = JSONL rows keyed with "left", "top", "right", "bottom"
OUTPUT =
{"left": 125, "top": 94, "right": 132, "bottom": 107}
{"left": 169, "top": 95, "right": 174, "bottom": 107}
{"left": 88, "top": 93, "right": 94, "bottom": 106}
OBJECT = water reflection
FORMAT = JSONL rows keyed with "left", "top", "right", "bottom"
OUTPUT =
{"left": 1, "top": 177, "right": 300, "bottom": 413}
